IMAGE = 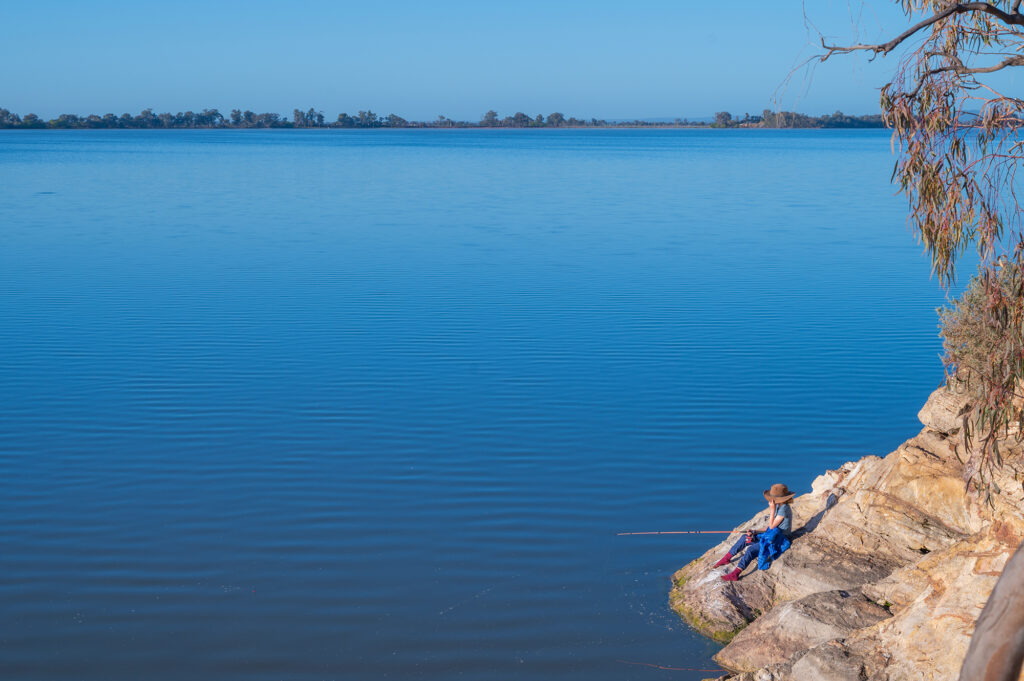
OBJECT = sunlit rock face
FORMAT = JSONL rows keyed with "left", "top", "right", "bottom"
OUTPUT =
{"left": 671, "top": 387, "right": 1024, "bottom": 681}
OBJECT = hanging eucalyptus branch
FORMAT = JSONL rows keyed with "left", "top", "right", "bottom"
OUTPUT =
{"left": 821, "top": 2, "right": 1024, "bottom": 481}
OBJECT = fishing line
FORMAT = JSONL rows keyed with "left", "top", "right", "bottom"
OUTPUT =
{"left": 617, "top": 658, "right": 726, "bottom": 672}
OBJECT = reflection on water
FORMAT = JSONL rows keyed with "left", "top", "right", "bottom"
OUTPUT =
{"left": 0, "top": 129, "right": 945, "bottom": 680}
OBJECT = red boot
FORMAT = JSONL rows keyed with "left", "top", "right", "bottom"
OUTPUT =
{"left": 713, "top": 552, "right": 733, "bottom": 567}
{"left": 721, "top": 567, "right": 742, "bottom": 582}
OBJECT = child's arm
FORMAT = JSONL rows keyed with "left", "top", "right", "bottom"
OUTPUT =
{"left": 766, "top": 500, "right": 785, "bottom": 530}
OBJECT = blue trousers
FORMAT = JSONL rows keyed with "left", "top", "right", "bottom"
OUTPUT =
{"left": 728, "top": 535, "right": 761, "bottom": 570}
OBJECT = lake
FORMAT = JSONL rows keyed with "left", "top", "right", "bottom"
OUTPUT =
{"left": 0, "top": 128, "right": 952, "bottom": 680}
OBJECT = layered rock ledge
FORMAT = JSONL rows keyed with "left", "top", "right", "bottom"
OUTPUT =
{"left": 670, "top": 387, "right": 1024, "bottom": 681}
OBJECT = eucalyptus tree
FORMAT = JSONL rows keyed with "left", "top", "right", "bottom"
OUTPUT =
{"left": 0, "top": 108, "right": 21, "bottom": 126}
{"left": 358, "top": 110, "right": 379, "bottom": 127}
{"left": 821, "top": 2, "right": 1024, "bottom": 454}
{"left": 546, "top": 112, "right": 566, "bottom": 127}
{"left": 199, "top": 109, "right": 224, "bottom": 127}
{"left": 820, "top": 4, "right": 1024, "bottom": 679}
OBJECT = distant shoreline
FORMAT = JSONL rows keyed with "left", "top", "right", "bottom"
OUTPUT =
{"left": 0, "top": 125, "right": 893, "bottom": 131}
{"left": 0, "top": 107, "right": 886, "bottom": 131}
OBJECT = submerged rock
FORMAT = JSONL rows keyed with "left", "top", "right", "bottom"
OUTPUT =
{"left": 673, "top": 387, "right": 1024, "bottom": 680}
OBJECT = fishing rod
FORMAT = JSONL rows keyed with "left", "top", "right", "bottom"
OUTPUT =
{"left": 616, "top": 530, "right": 742, "bottom": 536}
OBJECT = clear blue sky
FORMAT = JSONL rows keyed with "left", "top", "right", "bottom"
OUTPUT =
{"left": 2, "top": 1, "right": 914, "bottom": 120}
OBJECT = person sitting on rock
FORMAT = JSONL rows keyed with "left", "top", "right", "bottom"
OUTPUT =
{"left": 715, "top": 483, "right": 795, "bottom": 582}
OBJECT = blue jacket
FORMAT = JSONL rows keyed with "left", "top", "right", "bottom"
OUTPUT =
{"left": 757, "top": 527, "right": 791, "bottom": 570}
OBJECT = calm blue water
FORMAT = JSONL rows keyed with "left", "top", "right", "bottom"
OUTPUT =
{"left": 0, "top": 129, "right": 952, "bottom": 680}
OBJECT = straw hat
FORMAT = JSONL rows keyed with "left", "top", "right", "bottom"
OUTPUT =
{"left": 763, "top": 483, "right": 795, "bottom": 504}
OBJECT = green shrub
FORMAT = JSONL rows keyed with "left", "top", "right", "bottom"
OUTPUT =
{"left": 938, "top": 262, "right": 1024, "bottom": 476}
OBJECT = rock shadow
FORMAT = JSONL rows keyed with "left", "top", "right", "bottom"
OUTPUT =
{"left": 792, "top": 492, "right": 840, "bottom": 539}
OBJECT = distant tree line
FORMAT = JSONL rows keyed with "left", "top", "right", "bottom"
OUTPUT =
{"left": 0, "top": 106, "right": 887, "bottom": 130}
{"left": 712, "top": 109, "right": 885, "bottom": 128}
{"left": 0, "top": 107, "right": 612, "bottom": 129}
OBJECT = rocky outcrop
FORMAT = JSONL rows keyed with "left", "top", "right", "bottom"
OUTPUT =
{"left": 670, "top": 387, "right": 1024, "bottom": 681}
{"left": 916, "top": 383, "right": 971, "bottom": 434}
{"left": 715, "top": 589, "right": 890, "bottom": 671}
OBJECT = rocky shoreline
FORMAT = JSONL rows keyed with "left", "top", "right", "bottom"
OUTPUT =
{"left": 670, "top": 387, "right": 1024, "bottom": 681}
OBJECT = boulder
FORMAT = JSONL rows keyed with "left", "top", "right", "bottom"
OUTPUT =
{"left": 917, "top": 386, "right": 971, "bottom": 434}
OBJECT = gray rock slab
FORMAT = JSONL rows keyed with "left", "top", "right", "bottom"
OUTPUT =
{"left": 714, "top": 589, "right": 890, "bottom": 671}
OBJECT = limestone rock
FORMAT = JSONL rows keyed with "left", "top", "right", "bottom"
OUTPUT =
{"left": 671, "top": 397, "right": 1024, "bottom": 681}
{"left": 788, "top": 641, "right": 868, "bottom": 681}
{"left": 669, "top": 431, "right": 969, "bottom": 643}
{"left": 714, "top": 590, "right": 890, "bottom": 671}
{"left": 917, "top": 386, "right": 971, "bottom": 434}
{"left": 851, "top": 523, "right": 1024, "bottom": 681}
